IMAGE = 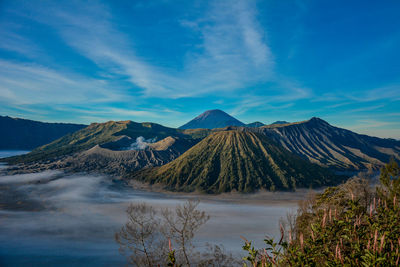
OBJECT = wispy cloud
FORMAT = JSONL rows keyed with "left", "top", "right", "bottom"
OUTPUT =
{"left": 326, "top": 102, "right": 353, "bottom": 109}
{"left": 346, "top": 119, "right": 400, "bottom": 139}
{"left": 0, "top": 60, "right": 125, "bottom": 106}
{"left": 0, "top": 0, "right": 317, "bottom": 125}
{"left": 351, "top": 119, "right": 397, "bottom": 129}
{"left": 0, "top": 30, "right": 42, "bottom": 58}
{"left": 386, "top": 113, "right": 400, "bottom": 117}
{"left": 229, "top": 78, "right": 311, "bottom": 116}
{"left": 345, "top": 85, "right": 400, "bottom": 102}
{"left": 18, "top": 0, "right": 277, "bottom": 99}
{"left": 2, "top": 0, "right": 397, "bottom": 134}
{"left": 346, "top": 104, "right": 385, "bottom": 113}
{"left": 230, "top": 94, "right": 296, "bottom": 116}
{"left": 42, "top": 105, "right": 184, "bottom": 124}
{"left": 314, "top": 85, "right": 400, "bottom": 103}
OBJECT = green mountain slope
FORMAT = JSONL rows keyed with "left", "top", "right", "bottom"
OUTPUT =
{"left": 4, "top": 120, "right": 184, "bottom": 164}
{"left": 131, "top": 130, "right": 342, "bottom": 193}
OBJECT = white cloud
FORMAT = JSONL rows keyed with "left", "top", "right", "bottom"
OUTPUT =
{"left": 0, "top": 30, "right": 41, "bottom": 58}
{"left": 235, "top": 1, "right": 271, "bottom": 66}
{"left": 346, "top": 105, "right": 385, "bottom": 113}
{"left": 0, "top": 60, "right": 125, "bottom": 105}
{"left": 345, "top": 119, "right": 400, "bottom": 139}
{"left": 0, "top": 0, "right": 315, "bottom": 124}
{"left": 19, "top": 0, "right": 277, "bottom": 99}
{"left": 230, "top": 93, "right": 296, "bottom": 116}
{"left": 314, "top": 85, "right": 400, "bottom": 103}
{"left": 352, "top": 119, "right": 397, "bottom": 129}
{"left": 42, "top": 105, "right": 183, "bottom": 124}
{"left": 387, "top": 113, "right": 400, "bottom": 116}
{"left": 360, "top": 86, "right": 400, "bottom": 102}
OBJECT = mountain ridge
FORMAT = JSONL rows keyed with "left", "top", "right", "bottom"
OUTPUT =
{"left": 0, "top": 115, "right": 86, "bottom": 150}
{"left": 2, "top": 113, "right": 399, "bottom": 173}
{"left": 258, "top": 117, "right": 400, "bottom": 170}
{"left": 4, "top": 120, "right": 186, "bottom": 164}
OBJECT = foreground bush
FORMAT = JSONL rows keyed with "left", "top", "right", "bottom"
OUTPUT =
{"left": 243, "top": 159, "right": 400, "bottom": 266}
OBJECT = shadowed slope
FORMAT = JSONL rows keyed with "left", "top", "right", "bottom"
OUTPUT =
{"left": 0, "top": 115, "right": 86, "bottom": 150}
{"left": 131, "top": 130, "right": 340, "bottom": 193}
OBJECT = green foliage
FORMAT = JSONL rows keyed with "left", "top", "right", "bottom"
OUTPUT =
{"left": 242, "top": 238, "right": 288, "bottom": 267}
{"left": 378, "top": 158, "right": 400, "bottom": 199}
{"left": 242, "top": 161, "right": 400, "bottom": 266}
{"left": 167, "top": 249, "right": 181, "bottom": 267}
{"left": 180, "top": 128, "right": 213, "bottom": 139}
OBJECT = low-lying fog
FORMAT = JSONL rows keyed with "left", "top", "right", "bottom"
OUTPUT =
{"left": 0, "top": 150, "right": 30, "bottom": 159}
{"left": 0, "top": 169, "right": 308, "bottom": 266}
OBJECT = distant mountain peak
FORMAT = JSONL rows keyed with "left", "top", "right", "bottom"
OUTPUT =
{"left": 193, "top": 109, "right": 230, "bottom": 119}
{"left": 307, "top": 117, "right": 330, "bottom": 126}
{"left": 309, "top": 117, "right": 323, "bottom": 121}
{"left": 200, "top": 109, "right": 224, "bottom": 114}
{"left": 179, "top": 109, "right": 244, "bottom": 129}
{"left": 246, "top": 121, "right": 265, "bottom": 127}
{"left": 271, "top": 120, "right": 289, "bottom": 125}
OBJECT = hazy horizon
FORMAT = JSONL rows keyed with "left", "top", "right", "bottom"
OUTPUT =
{"left": 1, "top": 111, "right": 399, "bottom": 140}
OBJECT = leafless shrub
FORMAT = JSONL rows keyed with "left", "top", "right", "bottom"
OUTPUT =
{"left": 116, "top": 200, "right": 216, "bottom": 266}
{"left": 115, "top": 203, "right": 167, "bottom": 266}
{"left": 162, "top": 199, "right": 210, "bottom": 266}
{"left": 197, "top": 244, "right": 241, "bottom": 267}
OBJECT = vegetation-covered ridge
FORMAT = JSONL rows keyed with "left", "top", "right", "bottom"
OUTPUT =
{"left": 131, "top": 130, "right": 342, "bottom": 193}
{"left": 3, "top": 120, "right": 186, "bottom": 164}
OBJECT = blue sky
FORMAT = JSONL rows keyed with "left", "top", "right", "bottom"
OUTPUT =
{"left": 0, "top": 0, "right": 399, "bottom": 138}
